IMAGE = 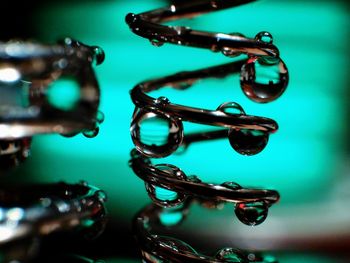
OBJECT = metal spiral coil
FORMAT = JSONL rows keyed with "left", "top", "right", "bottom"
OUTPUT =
{"left": 126, "top": 0, "right": 289, "bottom": 261}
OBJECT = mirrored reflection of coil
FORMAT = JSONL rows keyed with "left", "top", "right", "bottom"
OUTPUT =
{"left": 134, "top": 200, "right": 278, "bottom": 263}
{"left": 126, "top": 0, "right": 289, "bottom": 262}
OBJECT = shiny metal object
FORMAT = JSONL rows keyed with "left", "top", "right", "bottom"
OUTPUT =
{"left": 129, "top": 148, "right": 279, "bottom": 225}
{"left": 126, "top": 0, "right": 289, "bottom": 158}
{"left": 130, "top": 62, "right": 279, "bottom": 158}
{"left": 0, "top": 38, "right": 104, "bottom": 140}
{"left": 125, "top": 0, "right": 289, "bottom": 103}
{"left": 0, "top": 181, "right": 108, "bottom": 246}
{"left": 134, "top": 201, "right": 278, "bottom": 263}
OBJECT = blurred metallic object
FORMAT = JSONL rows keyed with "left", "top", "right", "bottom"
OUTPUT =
{"left": 0, "top": 37, "right": 105, "bottom": 140}
{"left": 0, "top": 181, "right": 108, "bottom": 262}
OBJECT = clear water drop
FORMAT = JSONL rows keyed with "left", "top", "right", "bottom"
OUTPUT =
{"left": 217, "top": 102, "right": 245, "bottom": 115}
{"left": 254, "top": 31, "right": 280, "bottom": 65}
{"left": 96, "top": 190, "right": 108, "bottom": 202}
{"left": 255, "top": 31, "right": 273, "bottom": 44}
{"left": 215, "top": 247, "right": 243, "bottom": 262}
{"left": 83, "top": 126, "right": 99, "bottom": 138}
{"left": 145, "top": 164, "right": 186, "bottom": 208}
{"left": 221, "top": 182, "right": 242, "bottom": 190}
{"left": 155, "top": 96, "right": 170, "bottom": 105}
{"left": 228, "top": 129, "right": 269, "bottom": 155}
{"left": 91, "top": 46, "right": 105, "bottom": 65}
{"left": 125, "top": 13, "right": 138, "bottom": 25}
{"left": 96, "top": 111, "right": 105, "bottom": 124}
{"left": 61, "top": 131, "right": 80, "bottom": 138}
{"left": 235, "top": 201, "right": 268, "bottom": 226}
{"left": 150, "top": 39, "right": 164, "bottom": 47}
{"left": 240, "top": 57, "right": 289, "bottom": 103}
{"left": 222, "top": 47, "right": 241, "bottom": 58}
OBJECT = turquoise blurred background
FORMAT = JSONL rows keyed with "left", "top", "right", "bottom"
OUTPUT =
{"left": 4, "top": 0, "right": 349, "bottom": 262}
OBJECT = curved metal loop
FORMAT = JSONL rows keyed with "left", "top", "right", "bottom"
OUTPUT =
{"left": 125, "top": 0, "right": 279, "bottom": 58}
{"left": 130, "top": 96, "right": 277, "bottom": 158}
{"left": 131, "top": 60, "right": 278, "bottom": 132}
{"left": 0, "top": 181, "right": 108, "bottom": 246}
{"left": 134, "top": 202, "right": 278, "bottom": 263}
{"left": 129, "top": 149, "right": 279, "bottom": 210}
{"left": 0, "top": 38, "right": 104, "bottom": 139}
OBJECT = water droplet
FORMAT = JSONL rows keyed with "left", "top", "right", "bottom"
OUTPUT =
{"left": 91, "top": 46, "right": 105, "bottom": 65}
{"left": 217, "top": 102, "right": 245, "bottom": 115}
{"left": 228, "top": 129, "right": 269, "bottom": 155}
{"left": 255, "top": 31, "right": 273, "bottom": 44}
{"left": 150, "top": 39, "right": 164, "bottom": 47}
{"left": 145, "top": 164, "right": 186, "bottom": 208}
{"left": 80, "top": 180, "right": 88, "bottom": 186}
{"left": 221, "top": 182, "right": 242, "bottom": 190}
{"left": 155, "top": 96, "right": 170, "bottom": 105}
{"left": 96, "top": 111, "right": 105, "bottom": 124}
{"left": 130, "top": 148, "right": 141, "bottom": 158}
{"left": 222, "top": 47, "right": 241, "bottom": 58}
{"left": 96, "top": 190, "right": 108, "bottom": 202}
{"left": 215, "top": 247, "right": 244, "bottom": 262}
{"left": 235, "top": 201, "right": 268, "bottom": 226}
{"left": 61, "top": 131, "right": 80, "bottom": 138}
{"left": 240, "top": 57, "right": 289, "bottom": 103}
{"left": 130, "top": 108, "right": 183, "bottom": 157}
{"left": 83, "top": 126, "right": 99, "bottom": 138}
{"left": 125, "top": 13, "right": 138, "bottom": 25}
{"left": 59, "top": 37, "right": 74, "bottom": 46}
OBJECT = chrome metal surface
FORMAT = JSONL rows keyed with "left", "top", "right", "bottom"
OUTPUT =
{"left": 0, "top": 181, "right": 108, "bottom": 246}
{"left": 130, "top": 149, "right": 279, "bottom": 207}
{"left": 0, "top": 38, "right": 104, "bottom": 140}
{"left": 126, "top": 0, "right": 289, "bottom": 158}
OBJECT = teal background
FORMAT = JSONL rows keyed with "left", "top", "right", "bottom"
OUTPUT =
{"left": 3, "top": 0, "right": 349, "bottom": 262}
